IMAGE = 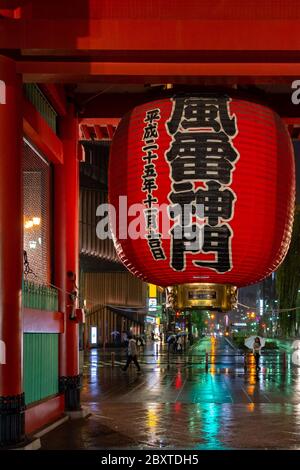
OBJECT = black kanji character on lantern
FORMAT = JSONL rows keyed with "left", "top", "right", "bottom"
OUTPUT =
{"left": 168, "top": 183, "right": 196, "bottom": 227}
{"left": 167, "top": 97, "right": 237, "bottom": 136}
{"left": 142, "top": 151, "right": 158, "bottom": 164}
{"left": 170, "top": 155, "right": 234, "bottom": 185}
{"left": 144, "top": 108, "right": 161, "bottom": 124}
{"left": 142, "top": 163, "right": 157, "bottom": 179}
{"left": 147, "top": 232, "right": 166, "bottom": 260}
{"left": 193, "top": 224, "right": 232, "bottom": 273}
{"left": 144, "top": 208, "right": 158, "bottom": 230}
{"left": 169, "top": 202, "right": 196, "bottom": 228}
{"left": 143, "top": 193, "right": 158, "bottom": 207}
{"left": 166, "top": 131, "right": 239, "bottom": 163}
{"left": 166, "top": 132, "right": 238, "bottom": 184}
{"left": 172, "top": 182, "right": 194, "bottom": 193}
{"left": 150, "top": 247, "right": 166, "bottom": 260}
{"left": 143, "top": 124, "right": 159, "bottom": 140}
{"left": 142, "top": 178, "right": 158, "bottom": 194}
{"left": 170, "top": 224, "right": 203, "bottom": 271}
{"left": 169, "top": 190, "right": 195, "bottom": 211}
{"left": 195, "top": 181, "right": 236, "bottom": 226}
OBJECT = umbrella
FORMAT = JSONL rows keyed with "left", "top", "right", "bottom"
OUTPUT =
{"left": 167, "top": 334, "right": 176, "bottom": 342}
{"left": 292, "top": 350, "right": 300, "bottom": 366}
{"left": 292, "top": 339, "right": 300, "bottom": 349}
{"left": 244, "top": 336, "right": 266, "bottom": 349}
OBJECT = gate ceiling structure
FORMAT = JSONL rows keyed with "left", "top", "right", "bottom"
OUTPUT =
{"left": 1, "top": 0, "right": 300, "bottom": 135}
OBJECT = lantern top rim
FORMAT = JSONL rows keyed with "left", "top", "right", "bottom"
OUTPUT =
{"left": 114, "top": 88, "right": 283, "bottom": 128}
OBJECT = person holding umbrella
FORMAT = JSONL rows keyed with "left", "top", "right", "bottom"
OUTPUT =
{"left": 292, "top": 340, "right": 300, "bottom": 366}
{"left": 167, "top": 333, "right": 178, "bottom": 353}
{"left": 244, "top": 335, "right": 265, "bottom": 371}
{"left": 176, "top": 334, "right": 183, "bottom": 353}
{"left": 253, "top": 337, "right": 262, "bottom": 370}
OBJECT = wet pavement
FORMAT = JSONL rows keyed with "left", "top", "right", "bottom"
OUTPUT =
{"left": 40, "top": 338, "right": 300, "bottom": 450}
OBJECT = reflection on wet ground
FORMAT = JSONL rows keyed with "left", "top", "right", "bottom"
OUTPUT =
{"left": 41, "top": 338, "right": 300, "bottom": 449}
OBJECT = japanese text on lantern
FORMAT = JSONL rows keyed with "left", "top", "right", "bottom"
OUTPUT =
{"left": 141, "top": 108, "right": 166, "bottom": 260}
{"left": 165, "top": 97, "right": 239, "bottom": 273}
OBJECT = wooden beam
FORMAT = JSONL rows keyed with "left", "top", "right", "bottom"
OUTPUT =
{"left": 80, "top": 124, "right": 92, "bottom": 140}
{"left": 23, "top": 308, "right": 64, "bottom": 333}
{"left": 1, "top": 17, "right": 300, "bottom": 51}
{"left": 0, "top": 1, "right": 28, "bottom": 8}
{"left": 25, "top": 395, "right": 65, "bottom": 435}
{"left": 106, "top": 124, "right": 115, "bottom": 140}
{"left": 17, "top": 61, "right": 300, "bottom": 84}
{"left": 79, "top": 118, "right": 120, "bottom": 126}
{"left": 282, "top": 118, "right": 300, "bottom": 125}
{"left": 79, "top": 123, "right": 118, "bottom": 141}
{"left": 93, "top": 125, "right": 105, "bottom": 140}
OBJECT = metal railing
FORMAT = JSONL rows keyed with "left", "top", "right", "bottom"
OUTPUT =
{"left": 203, "top": 351, "right": 288, "bottom": 372}
{"left": 22, "top": 280, "right": 59, "bottom": 311}
{"left": 86, "top": 349, "right": 289, "bottom": 371}
{"left": 23, "top": 84, "right": 57, "bottom": 133}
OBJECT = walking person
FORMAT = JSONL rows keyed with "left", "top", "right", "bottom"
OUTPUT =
{"left": 121, "top": 330, "right": 128, "bottom": 347}
{"left": 136, "top": 335, "right": 144, "bottom": 355}
{"left": 167, "top": 334, "right": 175, "bottom": 353}
{"left": 176, "top": 335, "right": 183, "bottom": 354}
{"left": 122, "top": 334, "right": 142, "bottom": 373}
{"left": 253, "top": 336, "right": 262, "bottom": 370}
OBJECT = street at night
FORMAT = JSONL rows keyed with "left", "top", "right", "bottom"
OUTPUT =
{"left": 39, "top": 338, "right": 300, "bottom": 450}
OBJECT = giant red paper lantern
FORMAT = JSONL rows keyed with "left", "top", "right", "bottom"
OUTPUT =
{"left": 109, "top": 95, "right": 295, "bottom": 309}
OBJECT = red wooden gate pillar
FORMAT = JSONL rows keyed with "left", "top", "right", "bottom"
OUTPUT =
{"left": 0, "top": 55, "right": 24, "bottom": 445}
{"left": 56, "top": 105, "right": 81, "bottom": 411}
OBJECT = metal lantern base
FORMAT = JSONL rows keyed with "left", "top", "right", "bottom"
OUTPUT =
{"left": 167, "top": 283, "right": 237, "bottom": 312}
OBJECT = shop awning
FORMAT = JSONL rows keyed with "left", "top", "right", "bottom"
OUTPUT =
{"left": 106, "top": 305, "right": 147, "bottom": 325}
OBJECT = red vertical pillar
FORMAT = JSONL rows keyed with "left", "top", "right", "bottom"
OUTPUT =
{"left": 54, "top": 163, "right": 66, "bottom": 357}
{"left": 0, "top": 56, "right": 24, "bottom": 445}
{"left": 56, "top": 105, "right": 81, "bottom": 411}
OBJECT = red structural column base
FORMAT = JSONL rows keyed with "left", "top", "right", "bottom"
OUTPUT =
{"left": 0, "top": 394, "right": 25, "bottom": 447}
{"left": 0, "top": 56, "right": 24, "bottom": 446}
{"left": 58, "top": 375, "right": 81, "bottom": 411}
